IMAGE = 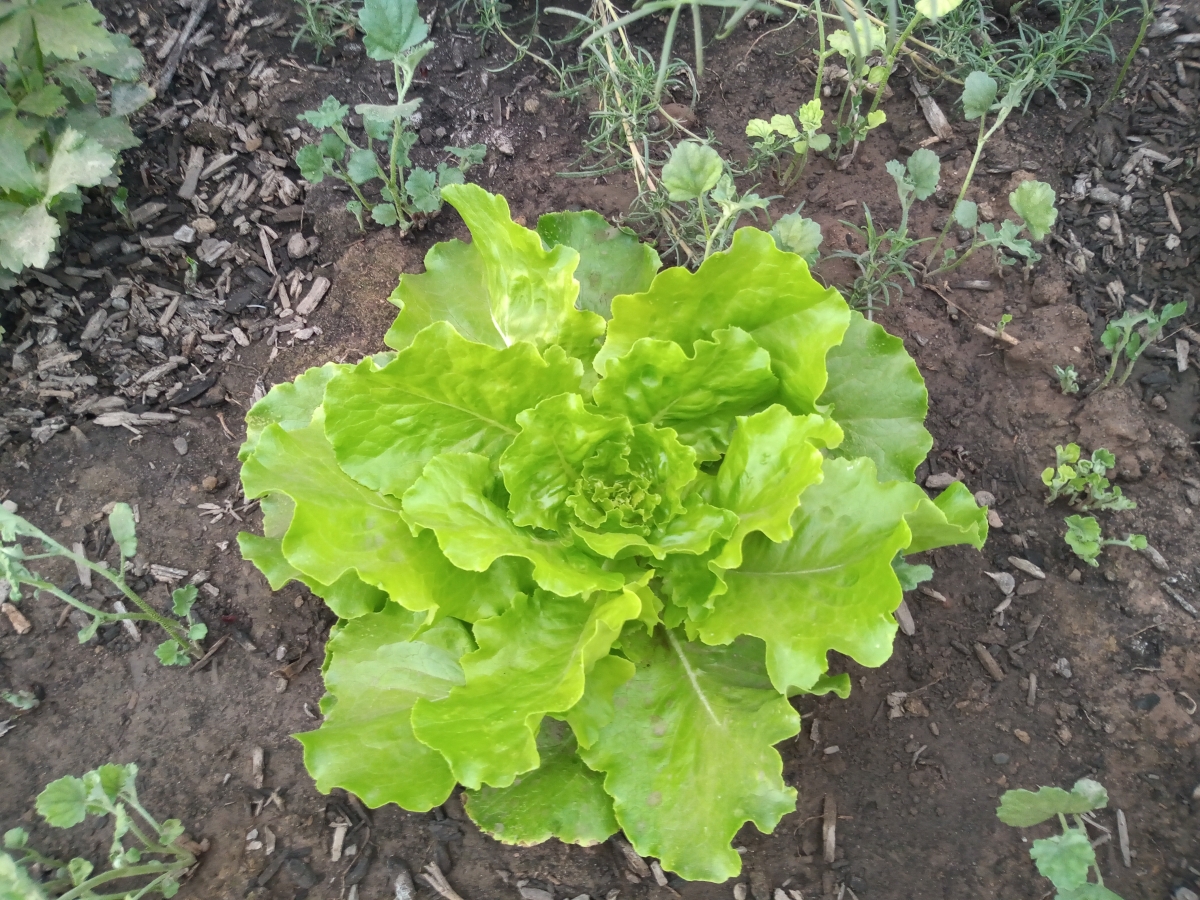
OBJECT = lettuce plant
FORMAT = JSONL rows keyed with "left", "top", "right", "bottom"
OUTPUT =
{"left": 236, "top": 184, "right": 987, "bottom": 881}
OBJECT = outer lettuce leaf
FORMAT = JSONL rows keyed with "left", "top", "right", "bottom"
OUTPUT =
{"left": 698, "top": 457, "right": 925, "bottom": 694}
{"left": 711, "top": 405, "right": 843, "bottom": 572}
{"left": 241, "top": 361, "right": 352, "bottom": 460}
{"left": 819, "top": 311, "right": 932, "bottom": 482}
{"left": 402, "top": 452, "right": 624, "bottom": 597}
{"left": 385, "top": 239, "right": 499, "bottom": 351}
{"left": 324, "top": 322, "right": 582, "bottom": 498}
{"left": 296, "top": 604, "right": 472, "bottom": 809}
{"left": 904, "top": 481, "right": 988, "bottom": 554}
{"left": 563, "top": 653, "right": 635, "bottom": 748}
{"left": 442, "top": 184, "right": 606, "bottom": 361}
{"left": 536, "top": 210, "right": 661, "bottom": 318}
{"left": 463, "top": 719, "right": 619, "bottom": 847}
{"left": 237, "top": 532, "right": 387, "bottom": 619}
{"left": 595, "top": 228, "right": 850, "bottom": 413}
{"left": 580, "top": 631, "right": 799, "bottom": 882}
{"left": 241, "top": 422, "right": 519, "bottom": 616}
{"left": 410, "top": 589, "right": 640, "bottom": 788}
{"left": 592, "top": 328, "right": 779, "bottom": 461}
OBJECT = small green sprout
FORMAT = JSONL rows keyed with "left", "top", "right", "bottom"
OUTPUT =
{"left": 997, "top": 778, "right": 1124, "bottom": 899}
{"left": 2, "top": 689, "right": 40, "bottom": 711}
{"left": 995, "top": 313, "right": 1013, "bottom": 337}
{"left": 110, "top": 187, "right": 135, "bottom": 230}
{"left": 2, "top": 763, "right": 199, "bottom": 899}
{"left": 1042, "top": 444, "right": 1134, "bottom": 511}
{"left": 1099, "top": 302, "right": 1188, "bottom": 388}
{"left": 1064, "top": 514, "right": 1146, "bottom": 567}
{"left": 1055, "top": 364, "right": 1080, "bottom": 395}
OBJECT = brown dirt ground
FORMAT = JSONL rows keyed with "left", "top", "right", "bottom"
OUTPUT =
{"left": 2, "top": 1, "right": 1199, "bottom": 899}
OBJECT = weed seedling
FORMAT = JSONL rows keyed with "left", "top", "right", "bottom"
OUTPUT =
{"left": 3, "top": 763, "right": 199, "bottom": 899}
{"left": 770, "top": 211, "right": 824, "bottom": 264}
{"left": 1098, "top": 302, "right": 1188, "bottom": 388}
{"left": 997, "top": 778, "right": 1124, "bottom": 899}
{"left": 746, "top": 100, "right": 830, "bottom": 188}
{"left": 834, "top": 148, "right": 938, "bottom": 317}
{"left": 0, "top": 504, "right": 206, "bottom": 665}
{"left": 1055, "top": 364, "right": 1080, "bottom": 395}
{"left": 926, "top": 73, "right": 1057, "bottom": 272}
{"left": 1064, "top": 514, "right": 1145, "bottom": 567}
{"left": 292, "top": 0, "right": 359, "bottom": 61}
{"left": 295, "top": 0, "right": 486, "bottom": 231}
{"left": 994, "top": 313, "right": 1012, "bottom": 337}
{"left": 657, "top": 141, "right": 770, "bottom": 262}
{"left": 1042, "top": 443, "right": 1133, "bottom": 511}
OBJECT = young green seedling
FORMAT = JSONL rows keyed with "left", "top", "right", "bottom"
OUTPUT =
{"left": 746, "top": 100, "right": 830, "bottom": 189}
{"left": 2, "top": 763, "right": 199, "bottom": 899}
{"left": 926, "top": 73, "right": 1057, "bottom": 273}
{"left": 826, "top": 15, "right": 888, "bottom": 162}
{"left": 864, "top": 0, "right": 966, "bottom": 122}
{"left": 294, "top": 0, "right": 486, "bottom": 231}
{"left": 1098, "top": 302, "right": 1188, "bottom": 388}
{"left": 997, "top": 778, "right": 1125, "bottom": 899}
{"left": 1064, "top": 514, "right": 1146, "bottom": 567}
{"left": 1055, "top": 364, "right": 1080, "bottom": 395}
{"left": 0, "top": 504, "right": 205, "bottom": 665}
{"left": 1042, "top": 444, "right": 1134, "bottom": 511}
{"left": 661, "top": 141, "right": 770, "bottom": 261}
{"left": 833, "top": 148, "right": 938, "bottom": 317}
{"left": 994, "top": 313, "right": 1013, "bottom": 337}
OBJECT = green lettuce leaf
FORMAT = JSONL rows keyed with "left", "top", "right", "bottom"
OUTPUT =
{"left": 698, "top": 457, "right": 924, "bottom": 693}
{"left": 535, "top": 210, "right": 661, "bottom": 318}
{"left": 296, "top": 604, "right": 470, "bottom": 809}
{"left": 410, "top": 588, "right": 640, "bottom": 788}
{"left": 242, "top": 421, "right": 519, "bottom": 615}
{"left": 580, "top": 631, "right": 799, "bottom": 881}
{"left": 463, "top": 718, "right": 618, "bottom": 846}
{"left": 241, "top": 362, "right": 352, "bottom": 460}
{"left": 710, "top": 405, "right": 843, "bottom": 572}
{"left": 819, "top": 311, "right": 932, "bottom": 482}
{"left": 592, "top": 327, "right": 779, "bottom": 461}
{"left": 904, "top": 481, "right": 988, "bottom": 554}
{"left": 324, "top": 322, "right": 581, "bottom": 498}
{"left": 595, "top": 228, "right": 850, "bottom": 413}
{"left": 384, "top": 238, "right": 497, "bottom": 350}
{"left": 563, "top": 652, "right": 635, "bottom": 748}
{"left": 442, "top": 184, "right": 606, "bottom": 361}
{"left": 402, "top": 452, "right": 624, "bottom": 597}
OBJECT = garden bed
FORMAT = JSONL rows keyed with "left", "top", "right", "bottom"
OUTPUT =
{"left": 2, "top": 0, "right": 1199, "bottom": 897}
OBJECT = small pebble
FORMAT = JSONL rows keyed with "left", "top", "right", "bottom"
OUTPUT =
{"left": 287, "top": 232, "right": 308, "bottom": 259}
{"left": 523, "top": 97, "right": 540, "bottom": 114}
{"left": 734, "top": 885, "right": 748, "bottom": 900}
{"left": 1067, "top": 568, "right": 1082, "bottom": 583}
{"left": 992, "top": 753, "right": 1010, "bottom": 765}
{"left": 929, "top": 722, "right": 940, "bottom": 736}
{"left": 2, "top": 499, "right": 17, "bottom": 513}
{"left": 1014, "top": 729, "right": 1031, "bottom": 744}
{"left": 202, "top": 475, "right": 219, "bottom": 491}
{"left": 173, "top": 436, "right": 188, "bottom": 456}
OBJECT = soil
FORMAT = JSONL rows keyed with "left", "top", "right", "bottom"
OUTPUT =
{"left": 2, "top": 0, "right": 1200, "bottom": 898}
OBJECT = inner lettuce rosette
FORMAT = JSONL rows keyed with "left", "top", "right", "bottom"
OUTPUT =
{"left": 236, "top": 184, "right": 987, "bottom": 882}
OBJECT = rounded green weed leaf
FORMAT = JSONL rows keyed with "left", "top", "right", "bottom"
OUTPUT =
{"left": 661, "top": 141, "right": 723, "bottom": 201}
{"left": 769, "top": 214, "right": 823, "bottom": 263}
{"left": 36, "top": 775, "right": 88, "bottom": 828}
{"left": 1030, "top": 829, "right": 1094, "bottom": 891}
{"left": 1009, "top": 180, "right": 1058, "bottom": 240}
{"left": 953, "top": 199, "right": 978, "bottom": 230}
{"left": 915, "top": 0, "right": 965, "bottom": 17}
{"left": 997, "top": 779, "right": 1109, "bottom": 826}
{"left": 906, "top": 148, "right": 941, "bottom": 200}
{"left": 962, "top": 71, "right": 998, "bottom": 120}
{"left": 107, "top": 502, "right": 137, "bottom": 557}
{"left": 0, "top": 850, "right": 43, "bottom": 900}
{"left": 358, "top": 0, "right": 429, "bottom": 61}
{"left": 299, "top": 96, "right": 349, "bottom": 130}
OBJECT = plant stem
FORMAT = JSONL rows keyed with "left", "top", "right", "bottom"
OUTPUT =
{"left": 926, "top": 111, "right": 1003, "bottom": 269}
{"left": 56, "top": 862, "right": 186, "bottom": 900}
{"left": 866, "top": 12, "right": 922, "bottom": 118}
{"left": 813, "top": 0, "right": 827, "bottom": 100}
{"left": 1105, "top": 0, "right": 1150, "bottom": 106}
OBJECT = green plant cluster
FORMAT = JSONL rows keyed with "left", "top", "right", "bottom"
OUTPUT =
{"left": 1, "top": 764, "right": 196, "bottom": 900}
{"left": 997, "top": 778, "right": 1125, "bottom": 899}
{"left": 236, "top": 184, "right": 987, "bottom": 881}
{"left": 0, "top": 0, "right": 155, "bottom": 276}
{"left": 1, "top": 504, "right": 207, "bottom": 665}
{"left": 1063, "top": 514, "right": 1145, "bottom": 568}
{"left": 294, "top": 0, "right": 486, "bottom": 231}
{"left": 746, "top": 99, "right": 830, "bottom": 189}
{"left": 1099, "top": 302, "right": 1187, "bottom": 388}
{"left": 1041, "top": 444, "right": 1133, "bottom": 511}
